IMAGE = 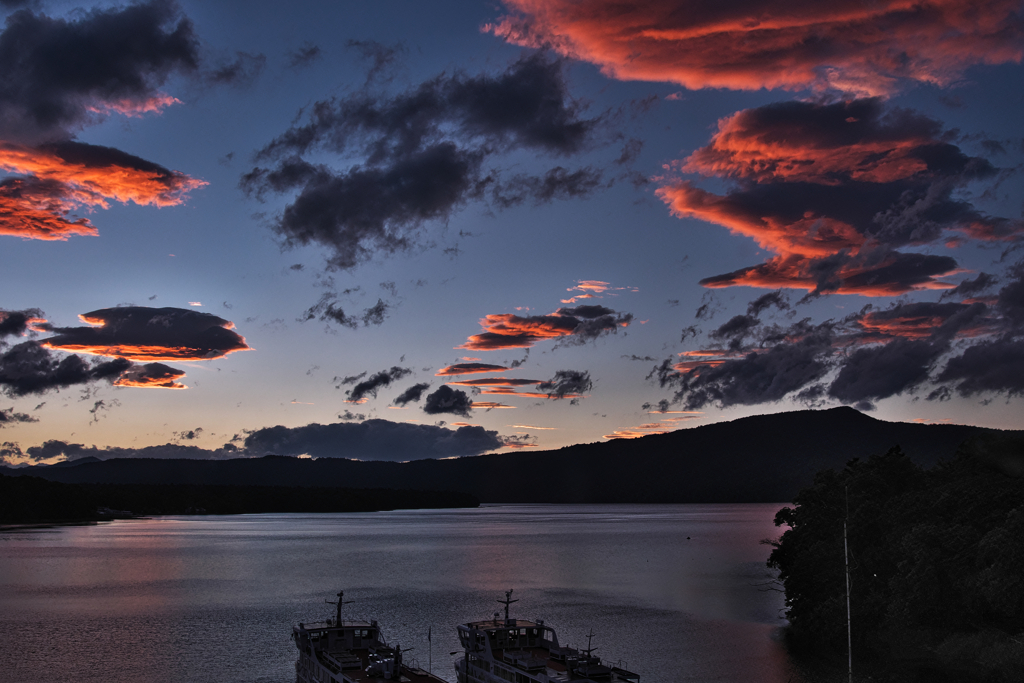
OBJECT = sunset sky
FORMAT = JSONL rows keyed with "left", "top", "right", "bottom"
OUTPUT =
{"left": 2, "top": 0, "right": 1023, "bottom": 465}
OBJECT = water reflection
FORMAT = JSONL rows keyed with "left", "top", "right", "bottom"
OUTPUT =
{"left": 0, "top": 504, "right": 799, "bottom": 683}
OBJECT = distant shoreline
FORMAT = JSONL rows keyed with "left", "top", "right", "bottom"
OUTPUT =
{"left": 0, "top": 474, "right": 479, "bottom": 526}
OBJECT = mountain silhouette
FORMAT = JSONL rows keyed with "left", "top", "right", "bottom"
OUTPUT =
{"left": 3, "top": 408, "right": 1013, "bottom": 503}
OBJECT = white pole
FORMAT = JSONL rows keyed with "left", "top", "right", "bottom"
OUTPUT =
{"left": 845, "top": 486, "right": 852, "bottom": 683}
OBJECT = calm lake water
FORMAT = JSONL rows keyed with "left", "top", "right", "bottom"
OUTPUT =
{"left": 0, "top": 504, "right": 805, "bottom": 683}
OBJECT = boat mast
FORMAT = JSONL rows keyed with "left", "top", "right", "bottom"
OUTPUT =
{"left": 498, "top": 589, "right": 518, "bottom": 624}
{"left": 582, "top": 630, "right": 597, "bottom": 657}
{"left": 325, "top": 590, "right": 353, "bottom": 626}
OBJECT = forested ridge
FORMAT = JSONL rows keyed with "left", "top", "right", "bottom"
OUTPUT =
{"left": 768, "top": 435, "right": 1024, "bottom": 682}
{"left": 0, "top": 474, "right": 478, "bottom": 524}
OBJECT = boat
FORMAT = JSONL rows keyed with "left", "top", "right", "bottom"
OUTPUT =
{"left": 454, "top": 590, "right": 640, "bottom": 683}
{"left": 294, "top": 590, "right": 640, "bottom": 683}
{"left": 293, "top": 591, "right": 447, "bottom": 683}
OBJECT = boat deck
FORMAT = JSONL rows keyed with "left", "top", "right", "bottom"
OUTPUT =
{"left": 317, "top": 646, "right": 446, "bottom": 683}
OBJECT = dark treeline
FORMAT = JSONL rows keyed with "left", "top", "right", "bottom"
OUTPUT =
{"left": 0, "top": 473, "right": 478, "bottom": 524}
{"left": 767, "top": 435, "right": 1024, "bottom": 682}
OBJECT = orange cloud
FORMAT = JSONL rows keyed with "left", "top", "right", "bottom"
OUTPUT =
{"left": 0, "top": 141, "right": 205, "bottom": 241}
{"left": 88, "top": 93, "right": 181, "bottom": 117}
{"left": 477, "top": 386, "right": 566, "bottom": 399}
{"left": 471, "top": 401, "right": 515, "bottom": 409}
{"left": 459, "top": 306, "right": 632, "bottom": 351}
{"left": 568, "top": 280, "right": 610, "bottom": 294}
{"left": 657, "top": 182, "right": 865, "bottom": 259}
{"left": 562, "top": 279, "right": 637, "bottom": 303}
{"left": 604, "top": 427, "right": 669, "bottom": 440}
{"left": 114, "top": 363, "right": 187, "bottom": 390}
{"left": 489, "top": 0, "right": 1024, "bottom": 96}
{"left": 0, "top": 180, "right": 98, "bottom": 240}
{"left": 459, "top": 312, "right": 579, "bottom": 350}
{"left": 655, "top": 98, "right": 1019, "bottom": 297}
{"left": 0, "top": 142, "right": 205, "bottom": 208}
{"left": 681, "top": 103, "right": 935, "bottom": 185}
{"left": 850, "top": 302, "right": 995, "bottom": 342}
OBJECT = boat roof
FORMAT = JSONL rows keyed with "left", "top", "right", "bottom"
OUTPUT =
{"left": 463, "top": 618, "right": 544, "bottom": 630}
{"left": 295, "top": 619, "right": 375, "bottom": 630}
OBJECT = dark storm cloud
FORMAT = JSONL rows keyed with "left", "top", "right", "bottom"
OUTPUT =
{"left": 17, "top": 438, "right": 240, "bottom": 462}
{"left": 346, "top": 366, "right": 411, "bottom": 402}
{"left": 0, "top": 0, "right": 199, "bottom": 141}
{"left": 657, "top": 325, "right": 835, "bottom": 410}
{"left": 301, "top": 292, "right": 392, "bottom": 330}
{"left": 747, "top": 290, "right": 789, "bottom": 316}
{"left": 243, "top": 53, "right": 605, "bottom": 269}
{"left": 246, "top": 144, "right": 486, "bottom": 269}
{"left": 0, "top": 308, "right": 43, "bottom": 338}
{"left": 42, "top": 307, "right": 250, "bottom": 362}
{"left": 254, "top": 51, "right": 595, "bottom": 160}
{"left": 936, "top": 338, "right": 1024, "bottom": 398}
{"left": 204, "top": 51, "right": 266, "bottom": 87}
{"left": 7, "top": 422, "right": 502, "bottom": 464}
{"left": 300, "top": 293, "right": 357, "bottom": 328}
{"left": 0, "top": 406, "right": 37, "bottom": 426}
{"left": 659, "top": 99, "right": 1022, "bottom": 296}
{"left": 243, "top": 418, "right": 501, "bottom": 459}
{"left": 653, "top": 283, "right": 1024, "bottom": 410}
{"left": 0, "top": 340, "right": 131, "bottom": 397}
{"left": 827, "top": 338, "right": 944, "bottom": 406}
{"left": 996, "top": 261, "right": 1024, "bottom": 325}
{"left": 491, "top": 166, "right": 603, "bottom": 208}
{"left": 423, "top": 385, "right": 473, "bottom": 417}
{"left": 393, "top": 382, "right": 430, "bottom": 406}
{"left": 940, "top": 272, "right": 999, "bottom": 301}
{"left": 709, "top": 314, "right": 758, "bottom": 349}
{"left": 287, "top": 43, "right": 322, "bottom": 70}
{"left": 436, "top": 362, "right": 508, "bottom": 376}
{"left": 346, "top": 39, "right": 403, "bottom": 82}
{"left": 361, "top": 299, "right": 389, "bottom": 326}
{"left": 538, "top": 369, "right": 592, "bottom": 400}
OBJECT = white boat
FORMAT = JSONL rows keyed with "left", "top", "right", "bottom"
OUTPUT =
{"left": 455, "top": 591, "right": 640, "bottom": 683}
{"left": 294, "top": 591, "right": 447, "bottom": 683}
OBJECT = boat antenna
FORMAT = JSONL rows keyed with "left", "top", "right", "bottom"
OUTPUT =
{"left": 582, "top": 629, "right": 598, "bottom": 657}
{"left": 326, "top": 590, "right": 354, "bottom": 626}
{"left": 498, "top": 589, "right": 518, "bottom": 624}
{"left": 844, "top": 485, "right": 852, "bottom": 683}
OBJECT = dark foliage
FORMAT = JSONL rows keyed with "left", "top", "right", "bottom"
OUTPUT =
{"left": 0, "top": 472, "right": 96, "bottom": 522}
{"left": 767, "top": 437, "right": 1024, "bottom": 682}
